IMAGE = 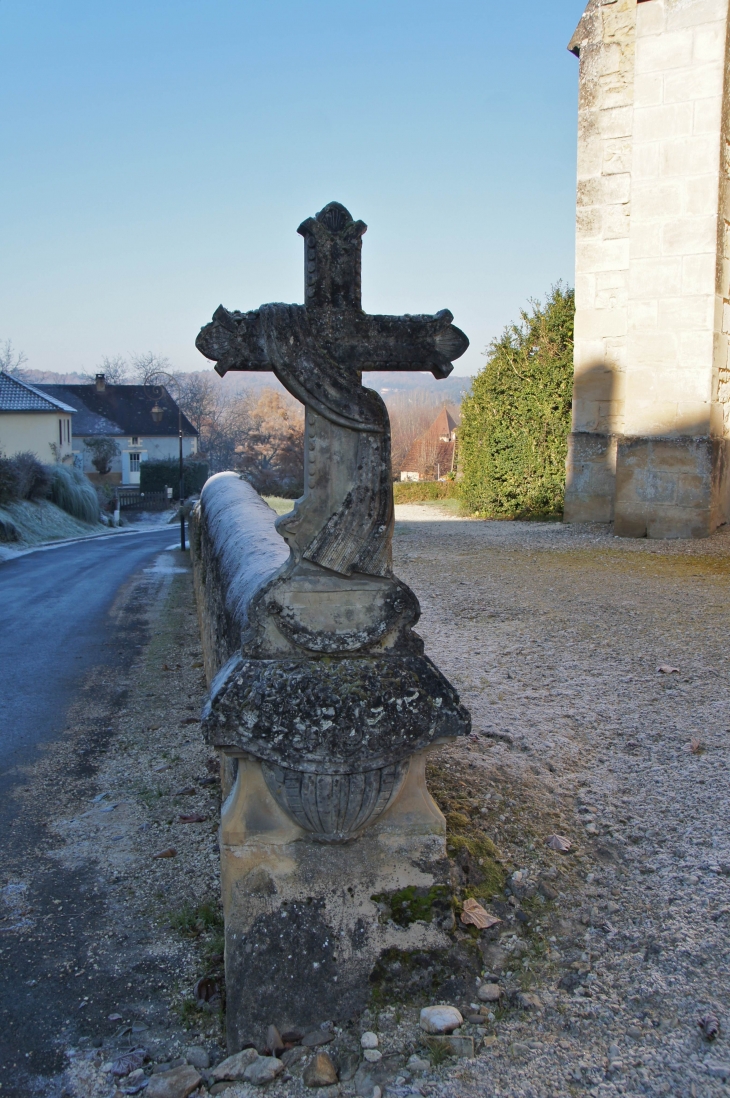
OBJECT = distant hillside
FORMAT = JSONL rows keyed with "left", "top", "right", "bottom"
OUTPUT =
{"left": 18, "top": 367, "right": 472, "bottom": 405}
{"left": 364, "top": 372, "right": 471, "bottom": 402}
{"left": 15, "top": 369, "right": 90, "bottom": 385}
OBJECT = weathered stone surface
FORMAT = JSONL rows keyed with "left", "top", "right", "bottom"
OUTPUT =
{"left": 145, "top": 1065, "right": 203, "bottom": 1098}
{"left": 243, "top": 1056, "right": 285, "bottom": 1085}
{"left": 206, "top": 652, "right": 468, "bottom": 776}
{"left": 419, "top": 1006, "right": 463, "bottom": 1034}
{"left": 212, "top": 1048, "right": 259, "bottom": 1081}
{"left": 301, "top": 1029, "right": 336, "bottom": 1048}
{"left": 477, "top": 982, "right": 503, "bottom": 1003}
{"left": 303, "top": 1051, "right": 339, "bottom": 1087}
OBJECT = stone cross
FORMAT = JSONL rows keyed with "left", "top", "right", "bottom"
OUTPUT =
{"left": 193, "top": 204, "right": 472, "bottom": 1050}
{"left": 196, "top": 201, "right": 468, "bottom": 578}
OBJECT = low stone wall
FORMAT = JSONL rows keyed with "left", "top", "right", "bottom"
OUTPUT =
{"left": 190, "top": 472, "right": 289, "bottom": 685}
{"left": 190, "top": 472, "right": 462, "bottom": 1051}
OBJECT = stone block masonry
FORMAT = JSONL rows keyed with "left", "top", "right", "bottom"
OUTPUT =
{"left": 565, "top": 0, "right": 730, "bottom": 537}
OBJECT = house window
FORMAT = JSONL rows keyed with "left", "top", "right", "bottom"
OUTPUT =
{"left": 131, "top": 436, "right": 139, "bottom": 445}
{"left": 129, "top": 453, "right": 141, "bottom": 474}
{"left": 59, "top": 419, "right": 63, "bottom": 446}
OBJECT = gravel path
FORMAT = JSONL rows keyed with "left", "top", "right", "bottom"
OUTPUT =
{"left": 391, "top": 510, "right": 730, "bottom": 1098}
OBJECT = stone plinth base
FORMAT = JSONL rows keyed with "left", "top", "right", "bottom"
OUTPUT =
{"left": 564, "top": 431, "right": 617, "bottom": 524}
{"left": 564, "top": 432, "right": 730, "bottom": 538}
{"left": 220, "top": 749, "right": 452, "bottom": 1052}
{"left": 614, "top": 436, "right": 728, "bottom": 539}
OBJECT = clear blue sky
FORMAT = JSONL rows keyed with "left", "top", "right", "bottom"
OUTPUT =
{"left": 0, "top": 1, "right": 587, "bottom": 378}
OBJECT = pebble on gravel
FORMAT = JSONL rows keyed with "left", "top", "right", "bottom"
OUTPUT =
{"left": 266, "top": 1024, "right": 285, "bottom": 1055}
{"left": 145, "top": 1065, "right": 203, "bottom": 1098}
{"left": 363, "top": 1048, "right": 382, "bottom": 1063}
{"left": 302, "top": 1051, "right": 339, "bottom": 1087}
{"left": 281, "top": 1047, "right": 307, "bottom": 1069}
{"left": 407, "top": 1056, "right": 430, "bottom": 1073}
{"left": 184, "top": 1045, "right": 210, "bottom": 1070}
{"left": 301, "top": 1029, "right": 335, "bottom": 1047}
{"left": 516, "top": 992, "right": 543, "bottom": 1012}
{"left": 212, "top": 1048, "right": 259, "bottom": 1081}
{"left": 477, "top": 983, "right": 503, "bottom": 1003}
{"left": 419, "top": 1005, "right": 463, "bottom": 1034}
{"left": 243, "top": 1055, "right": 285, "bottom": 1085}
{"left": 360, "top": 1032, "right": 379, "bottom": 1049}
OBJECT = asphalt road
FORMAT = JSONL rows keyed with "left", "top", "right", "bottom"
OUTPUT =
{"left": 0, "top": 527, "right": 181, "bottom": 801}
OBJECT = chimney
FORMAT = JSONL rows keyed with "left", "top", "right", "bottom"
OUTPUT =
{"left": 95, "top": 373, "right": 106, "bottom": 392}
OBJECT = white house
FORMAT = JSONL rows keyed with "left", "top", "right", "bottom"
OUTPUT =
{"left": 38, "top": 374, "right": 198, "bottom": 486}
{"left": 0, "top": 371, "right": 75, "bottom": 462}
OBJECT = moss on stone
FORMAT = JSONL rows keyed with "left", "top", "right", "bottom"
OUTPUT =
{"left": 371, "top": 884, "right": 452, "bottom": 927}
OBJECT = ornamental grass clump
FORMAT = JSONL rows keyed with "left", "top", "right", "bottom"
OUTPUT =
{"left": 47, "top": 464, "right": 100, "bottom": 524}
{"left": 459, "top": 285, "right": 575, "bottom": 519}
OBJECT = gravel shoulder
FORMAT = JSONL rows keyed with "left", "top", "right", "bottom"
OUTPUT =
{"left": 390, "top": 514, "right": 730, "bottom": 1098}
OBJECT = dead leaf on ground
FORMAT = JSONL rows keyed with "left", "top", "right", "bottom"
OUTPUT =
{"left": 110, "top": 1050, "right": 145, "bottom": 1077}
{"left": 689, "top": 738, "right": 703, "bottom": 755}
{"left": 657, "top": 665, "right": 680, "bottom": 674}
{"left": 545, "top": 834, "right": 572, "bottom": 853}
{"left": 460, "top": 898, "right": 501, "bottom": 929}
{"left": 152, "top": 847, "right": 177, "bottom": 859}
{"left": 179, "top": 813, "right": 207, "bottom": 823}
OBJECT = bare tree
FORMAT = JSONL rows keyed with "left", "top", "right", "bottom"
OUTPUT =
{"left": 0, "top": 340, "right": 29, "bottom": 380}
{"left": 99, "top": 355, "right": 131, "bottom": 384}
{"left": 130, "top": 352, "right": 173, "bottom": 385}
{"left": 386, "top": 391, "right": 448, "bottom": 474}
{"left": 175, "top": 373, "right": 220, "bottom": 440}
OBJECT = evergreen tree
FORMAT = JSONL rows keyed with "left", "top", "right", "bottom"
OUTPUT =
{"left": 459, "top": 284, "right": 575, "bottom": 518}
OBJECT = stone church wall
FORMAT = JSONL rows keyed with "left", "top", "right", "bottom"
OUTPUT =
{"left": 565, "top": 0, "right": 730, "bottom": 537}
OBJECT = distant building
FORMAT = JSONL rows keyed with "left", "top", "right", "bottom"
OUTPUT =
{"left": 37, "top": 374, "right": 198, "bottom": 486}
{"left": 400, "top": 407, "right": 459, "bottom": 482}
{"left": 0, "top": 371, "right": 75, "bottom": 463}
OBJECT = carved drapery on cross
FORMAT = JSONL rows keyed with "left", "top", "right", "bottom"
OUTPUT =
{"left": 197, "top": 203, "right": 470, "bottom": 842}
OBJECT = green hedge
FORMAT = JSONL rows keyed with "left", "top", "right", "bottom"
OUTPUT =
{"left": 140, "top": 459, "right": 209, "bottom": 499}
{"left": 459, "top": 285, "right": 575, "bottom": 519}
{"left": 392, "top": 481, "right": 460, "bottom": 504}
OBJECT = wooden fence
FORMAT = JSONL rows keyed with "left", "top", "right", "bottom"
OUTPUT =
{"left": 117, "top": 489, "right": 170, "bottom": 511}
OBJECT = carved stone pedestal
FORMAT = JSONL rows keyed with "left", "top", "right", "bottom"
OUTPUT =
{"left": 220, "top": 749, "right": 452, "bottom": 1051}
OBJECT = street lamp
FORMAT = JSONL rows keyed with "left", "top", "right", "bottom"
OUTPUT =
{"left": 148, "top": 378, "right": 186, "bottom": 552}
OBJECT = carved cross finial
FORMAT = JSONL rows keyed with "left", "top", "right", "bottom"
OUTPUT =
{"left": 297, "top": 201, "right": 367, "bottom": 311}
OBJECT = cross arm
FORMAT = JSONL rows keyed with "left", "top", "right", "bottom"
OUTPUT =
{"left": 195, "top": 305, "right": 272, "bottom": 377}
{"left": 341, "top": 309, "right": 469, "bottom": 378}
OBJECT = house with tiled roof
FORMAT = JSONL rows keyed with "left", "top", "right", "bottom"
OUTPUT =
{"left": 37, "top": 374, "right": 198, "bottom": 486}
{"left": 0, "top": 371, "right": 75, "bottom": 462}
{"left": 400, "top": 407, "right": 459, "bottom": 482}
